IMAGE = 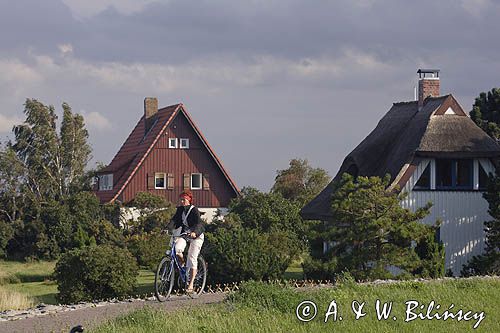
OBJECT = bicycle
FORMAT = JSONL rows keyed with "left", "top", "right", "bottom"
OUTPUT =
{"left": 155, "top": 232, "right": 207, "bottom": 301}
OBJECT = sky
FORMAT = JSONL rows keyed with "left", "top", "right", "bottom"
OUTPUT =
{"left": 0, "top": 0, "right": 499, "bottom": 191}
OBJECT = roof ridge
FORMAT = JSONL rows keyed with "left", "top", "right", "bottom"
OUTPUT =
{"left": 393, "top": 100, "right": 418, "bottom": 106}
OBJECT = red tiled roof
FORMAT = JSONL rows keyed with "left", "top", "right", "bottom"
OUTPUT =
{"left": 96, "top": 103, "right": 239, "bottom": 203}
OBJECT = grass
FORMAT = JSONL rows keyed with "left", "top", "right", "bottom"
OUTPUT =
{"left": 0, "top": 259, "right": 304, "bottom": 308}
{"left": 0, "top": 285, "right": 35, "bottom": 311}
{"left": 0, "top": 260, "right": 157, "bottom": 306}
{"left": 0, "top": 260, "right": 55, "bottom": 285}
{"left": 91, "top": 277, "right": 500, "bottom": 333}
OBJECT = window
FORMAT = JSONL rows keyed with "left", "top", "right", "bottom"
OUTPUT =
{"left": 191, "top": 173, "right": 202, "bottom": 190}
{"left": 168, "top": 138, "right": 178, "bottom": 148}
{"left": 479, "top": 163, "right": 490, "bottom": 191}
{"left": 99, "top": 174, "right": 113, "bottom": 191}
{"left": 414, "top": 164, "right": 430, "bottom": 190}
{"left": 180, "top": 138, "right": 189, "bottom": 149}
{"left": 436, "top": 159, "right": 472, "bottom": 190}
{"left": 155, "top": 173, "right": 166, "bottom": 189}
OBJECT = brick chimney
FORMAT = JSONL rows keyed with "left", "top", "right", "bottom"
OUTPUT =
{"left": 417, "top": 69, "right": 440, "bottom": 110}
{"left": 144, "top": 97, "right": 158, "bottom": 133}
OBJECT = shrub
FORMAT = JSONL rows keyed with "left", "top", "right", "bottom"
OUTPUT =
{"left": 126, "top": 233, "right": 169, "bottom": 270}
{"left": 302, "top": 256, "right": 338, "bottom": 280}
{"left": 54, "top": 244, "right": 138, "bottom": 303}
{"left": 205, "top": 228, "right": 300, "bottom": 284}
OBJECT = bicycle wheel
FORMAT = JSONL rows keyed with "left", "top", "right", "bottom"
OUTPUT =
{"left": 155, "top": 256, "right": 175, "bottom": 302}
{"left": 192, "top": 255, "right": 207, "bottom": 295}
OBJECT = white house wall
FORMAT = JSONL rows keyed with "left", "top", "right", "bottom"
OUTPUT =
{"left": 400, "top": 158, "right": 494, "bottom": 276}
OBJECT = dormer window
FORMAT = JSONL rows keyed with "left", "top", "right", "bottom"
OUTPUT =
{"left": 168, "top": 138, "right": 178, "bottom": 148}
{"left": 180, "top": 138, "right": 189, "bottom": 149}
{"left": 99, "top": 174, "right": 113, "bottom": 191}
{"left": 436, "top": 159, "right": 472, "bottom": 190}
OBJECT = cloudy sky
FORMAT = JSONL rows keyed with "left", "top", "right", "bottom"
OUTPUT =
{"left": 0, "top": 0, "right": 499, "bottom": 190}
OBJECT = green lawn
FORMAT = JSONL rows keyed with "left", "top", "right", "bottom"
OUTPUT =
{"left": 0, "top": 260, "right": 303, "bottom": 306}
{"left": 91, "top": 278, "right": 500, "bottom": 333}
{"left": 0, "top": 261, "right": 157, "bottom": 305}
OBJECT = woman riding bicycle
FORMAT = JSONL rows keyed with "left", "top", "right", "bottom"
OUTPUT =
{"left": 170, "top": 190, "right": 205, "bottom": 294}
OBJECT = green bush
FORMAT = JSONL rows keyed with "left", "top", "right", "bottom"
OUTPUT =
{"left": 302, "top": 256, "right": 338, "bottom": 280}
{"left": 126, "top": 233, "right": 169, "bottom": 270}
{"left": 53, "top": 244, "right": 138, "bottom": 303}
{"left": 205, "top": 228, "right": 300, "bottom": 284}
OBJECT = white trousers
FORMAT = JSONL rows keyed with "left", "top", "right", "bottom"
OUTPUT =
{"left": 174, "top": 233, "right": 204, "bottom": 269}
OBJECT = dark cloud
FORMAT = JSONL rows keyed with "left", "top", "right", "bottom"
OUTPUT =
{"left": 0, "top": 0, "right": 499, "bottom": 190}
{"left": 0, "top": 0, "right": 79, "bottom": 58}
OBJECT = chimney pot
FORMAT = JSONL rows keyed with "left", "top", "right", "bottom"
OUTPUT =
{"left": 417, "top": 69, "right": 440, "bottom": 110}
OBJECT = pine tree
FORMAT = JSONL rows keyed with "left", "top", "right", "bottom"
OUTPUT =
{"left": 304, "top": 173, "right": 443, "bottom": 281}
{"left": 470, "top": 88, "right": 500, "bottom": 140}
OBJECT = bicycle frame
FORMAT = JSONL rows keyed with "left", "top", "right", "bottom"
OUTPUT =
{"left": 165, "top": 232, "right": 190, "bottom": 285}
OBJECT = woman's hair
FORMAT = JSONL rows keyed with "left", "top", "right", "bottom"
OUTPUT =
{"left": 179, "top": 190, "right": 193, "bottom": 204}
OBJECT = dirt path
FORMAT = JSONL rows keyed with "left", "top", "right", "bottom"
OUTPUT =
{"left": 0, "top": 293, "right": 226, "bottom": 333}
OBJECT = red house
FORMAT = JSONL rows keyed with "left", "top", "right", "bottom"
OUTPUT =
{"left": 95, "top": 98, "right": 239, "bottom": 219}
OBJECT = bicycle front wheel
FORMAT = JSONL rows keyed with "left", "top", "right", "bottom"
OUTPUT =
{"left": 192, "top": 255, "right": 207, "bottom": 296}
{"left": 155, "top": 256, "right": 175, "bottom": 302}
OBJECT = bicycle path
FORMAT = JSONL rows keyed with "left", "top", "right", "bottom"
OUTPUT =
{"left": 0, "top": 293, "right": 226, "bottom": 333}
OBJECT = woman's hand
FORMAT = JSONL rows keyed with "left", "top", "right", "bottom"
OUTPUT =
{"left": 190, "top": 232, "right": 197, "bottom": 239}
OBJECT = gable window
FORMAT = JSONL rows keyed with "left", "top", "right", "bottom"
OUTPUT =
{"left": 180, "top": 138, "right": 189, "bottom": 149}
{"left": 191, "top": 173, "right": 202, "bottom": 190}
{"left": 168, "top": 138, "right": 178, "bottom": 148}
{"left": 436, "top": 159, "right": 472, "bottom": 190}
{"left": 99, "top": 174, "right": 113, "bottom": 191}
{"left": 155, "top": 173, "right": 166, "bottom": 189}
{"left": 414, "top": 164, "right": 431, "bottom": 190}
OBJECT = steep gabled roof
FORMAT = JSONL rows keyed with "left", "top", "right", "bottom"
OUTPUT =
{"left": 301, "top": 94, "right": 500, "bottom": 220}
{"left": 97, "top": 103, "right": 239, "bottom": 203}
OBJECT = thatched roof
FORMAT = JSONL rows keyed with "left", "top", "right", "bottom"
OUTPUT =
{"left": 301, "top": 94, "right": 500, "bottom": 221}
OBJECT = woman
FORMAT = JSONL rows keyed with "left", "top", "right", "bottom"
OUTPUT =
{"left": 170, "top": 190, "right": 205, "bottom": 293}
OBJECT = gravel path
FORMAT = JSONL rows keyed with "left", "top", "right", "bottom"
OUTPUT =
{"left": 0, "top": 293, "right": 226, "bottom": 333}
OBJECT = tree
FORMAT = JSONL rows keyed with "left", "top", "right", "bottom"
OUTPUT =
{"left": 0, "top": 99, "right": 95, "bottom": 259}
{"left": 0, "top": 146, "right": 25, "bottom": 223}
{"left": 304, "top": 173, "right": 443, "bottom": 281}
{"left": 271, "top": 158, "right": 330, "bottom": 205}
{"left": 60, "top": 103, "right": 92, "bottom": 194}
{"left": 225, "top": 187, "right": 305, "bottom": 236}
{"left": 470, "top": 88, "right": 500, "bottom": 140}
{"left": 11, "top": 99, "right": 92, "bottom": 201}
{"left": 462, "top": 170, "right": 500, "bottom": 276}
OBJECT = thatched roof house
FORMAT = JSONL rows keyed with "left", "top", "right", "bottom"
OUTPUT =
{"left": 301, "top": 69, "right": 500, "bottom": 275}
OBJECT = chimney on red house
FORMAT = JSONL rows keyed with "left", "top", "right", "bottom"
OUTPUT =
{"left": 417, "top": 69, "right": 440, "bottom": 110}
{"left": 144, "top": 97, "right": 158, "bottom": 133}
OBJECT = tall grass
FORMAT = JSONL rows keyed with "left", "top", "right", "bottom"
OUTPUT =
{"left": 0, "top": 286, "right": 35, "bottom": 311}
{"left": 92, "top": 277, "right": 500, "bottom": 333}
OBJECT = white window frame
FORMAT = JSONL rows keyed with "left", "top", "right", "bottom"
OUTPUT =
{"left": 168, "top": 138, "right": 178, "bottom": 148}
{"left": 155, "top": 172, "right": 167, "bottom": 189}
{"left": 180, "top": 138, "right": 190, "bottom": 149}
{"left": 99, "top": 174, "right": 113, "bottom": 191}
{"left": 191, "top": 173, "right": 202, "bottom": 190}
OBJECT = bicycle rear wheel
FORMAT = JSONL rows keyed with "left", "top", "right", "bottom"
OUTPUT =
{"left": 192, "top": 255, "right": 207, "bottom": 296}
{"left": 155, "top": 256, "right": 175, "bottom": 302}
